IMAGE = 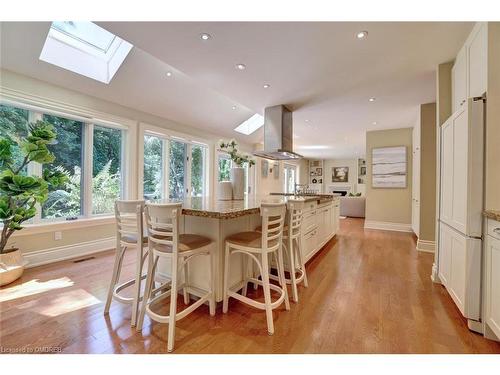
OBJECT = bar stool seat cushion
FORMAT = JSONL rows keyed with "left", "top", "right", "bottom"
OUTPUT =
{"left": 155, "top": 233, "right": 212, "bottom": 253}
{"left": 226, "top": 231, "right": 279, "bottom": 249}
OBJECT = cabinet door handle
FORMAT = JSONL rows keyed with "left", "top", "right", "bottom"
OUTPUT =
{"left": 494, "top": 228, "right": 500, "bottom": 235}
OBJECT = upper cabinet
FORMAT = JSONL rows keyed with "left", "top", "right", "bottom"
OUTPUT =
{"left": 468, "top": 23, "right": 488, "bottom": 98}
{"left": 452, "top": 45, "right": 467, "bottom": 113}
{"left": 451, "top": 23, "right": 488, "bottom": 114}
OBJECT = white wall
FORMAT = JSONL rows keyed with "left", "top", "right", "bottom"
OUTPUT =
{"left": 323, "top": 158, "right": 363, "bottom": 195}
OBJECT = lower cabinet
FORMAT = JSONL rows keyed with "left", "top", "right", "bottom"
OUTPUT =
{"left": 438, "top": 222, "right": 481, "bottom": 320}
{"left": 485, "top": 219, "right": 500, "bottom": 339}
{"left": 300, "top": 199, "right": 340, "bottom": 262}
{"left": 303, "top": 227, "right": 318, "bottom": 260}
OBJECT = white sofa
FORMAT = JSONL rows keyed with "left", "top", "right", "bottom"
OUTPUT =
{"left": 339, "top": 196, "right": 366, "bottom": 218}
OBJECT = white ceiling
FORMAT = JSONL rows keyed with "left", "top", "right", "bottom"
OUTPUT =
{"left": 1, "top": 22, "right": 473, "bottom": 159}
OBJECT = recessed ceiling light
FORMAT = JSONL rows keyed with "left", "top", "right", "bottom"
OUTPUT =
{"left": 200, "top": 33, "right": 211, "bottom": 41}
{"left": 369, "top": 97, "right": 376, "bottom": 102}
{"left": 372, "top": 121, "right": 377, "bottom": 125}
{"left": 166, "top": 71, "right": 172, "bottom": 77}
{"left": 305, "top": 119, "right": 309, "bottom": 123}
{"left": 263, "top": 84, "right": 270, "bottom": 89}
{"left": 232, "top": 105, "right": 236, "bottom": 110}
{"left": 236, "top": 63, "right": 246, "bottom": 70}
{"left": 357, "top": 31, "right": 368, "bottom": 39}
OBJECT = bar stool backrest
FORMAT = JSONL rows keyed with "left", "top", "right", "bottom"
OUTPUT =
{"left": 287, "top": 199, "right": 304, "bottom": 238}
{"left": 115, "top": 200, "right": 145, "bottom": 244}
{"left": 260, "top": 202, "right": 286, "bottom": 251}
{"left": 144, "top": 203, "right": 183, "bottom": 253}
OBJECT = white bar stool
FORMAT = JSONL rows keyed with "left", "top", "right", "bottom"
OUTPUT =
{"left": 137, "top": 202, "right": 215, "bottom": 353}
{"left": 273, "top": 199, "right": 308, "bottom": 303}
{"left": 255, "top": 199, "right": 308, "bottom": 302}
{"left": 104, "top": 200, "right": 147, "bottom": 327}
{"left": 222, "top": 202, "right": 290, "bottom": 335}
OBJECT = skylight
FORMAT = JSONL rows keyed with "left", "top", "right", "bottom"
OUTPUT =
{"left": 234, "top": 114, "right": 265, "bottom": 135}
{"left": 40, "top": 21, "right": 133, "bottom": 84}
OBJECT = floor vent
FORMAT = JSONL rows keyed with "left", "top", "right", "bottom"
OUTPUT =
{"left": 73, "top": 256, "right": 96, "bottom": 263}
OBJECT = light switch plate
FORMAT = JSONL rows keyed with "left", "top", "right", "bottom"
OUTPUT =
{"left": 54, "top": 231, "right": 62, "bottom": 241}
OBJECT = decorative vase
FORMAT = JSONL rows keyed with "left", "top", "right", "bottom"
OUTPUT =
{"left": 217, "top": 181, "right": 233, "bottom": 200}
{"left": 0, "top": 248, "right": 26, "bottom": 286}
{"left": 230, "top": 167, "right": 245, "bottom": 200}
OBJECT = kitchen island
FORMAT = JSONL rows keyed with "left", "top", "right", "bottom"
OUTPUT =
{"left": 156, "top": 195, "right": 340, "bottom": 301}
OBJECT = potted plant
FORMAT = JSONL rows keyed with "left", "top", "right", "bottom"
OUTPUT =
{"left": 0, "top": 121, "right": 67, "bottom": 286}
{"left": 219, "top": 139, "right": 255, "bottom": 200}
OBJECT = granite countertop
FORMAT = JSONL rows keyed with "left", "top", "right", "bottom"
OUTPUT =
{"left": 484, "top": 209, "right": 500, "bottom": 222}
{"left": 152, "top": 195, "right": 336, "bottom": 219}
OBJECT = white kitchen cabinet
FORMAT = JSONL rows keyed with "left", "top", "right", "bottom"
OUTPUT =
{"left": 438, "top": 223, "right": 481, "bottom": 320}
{"left": 299, "top": 199, "right": 340, "bottom": 262}
{"left": 452, "top": 45, "right": 468, "bottom": 113}
{"left": 438, "top": 223, "right": 452, "bottom": 285}
{"left": 485, "top": 219, "right": 500, "bottom": 339}
{"left": 467, "top": 23, "right": 488, "bottom": 98}
{"left": 303, "top": 227, "right": 318, "bottom": 260}
{"left": 439, "top": 100, "right": 484, "bottom": 238}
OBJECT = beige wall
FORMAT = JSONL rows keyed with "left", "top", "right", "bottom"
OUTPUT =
{"left": 418, "top": 103, "right": 437, "bottom": 242}
{"left": 1, "top": 69, "right": 253, "bottom": 255}
{"left": 486, "top": 23, "right": 500, "bottom": 210}
{"left": 365, "top": 128, "right": 413, "bottom": 224}
{"left": 436, "top": 62, "right": 453, "bottom": 127}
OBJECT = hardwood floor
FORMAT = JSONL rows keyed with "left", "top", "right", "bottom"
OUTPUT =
{"left": 1, "top": 218, "right": 499, "bottom": 354}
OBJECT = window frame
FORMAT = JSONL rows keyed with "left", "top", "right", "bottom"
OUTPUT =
{"left": 0, "top": 97, "right": 131, "bottom": 224}
{"left": 138, "top": 123, "right": 210, "bottom": 201}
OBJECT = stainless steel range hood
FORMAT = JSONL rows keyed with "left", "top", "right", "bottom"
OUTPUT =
{"left": 253, "top": 104, "right": 303, "bottom": 160}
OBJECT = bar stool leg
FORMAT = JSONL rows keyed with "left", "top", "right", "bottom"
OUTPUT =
{"left": 209, "top": 248, "right": 216, "bottom": 316}
{"left": 167, "top": 254, "right": 179, "bottom": 353}
{"left": 131, "top": 243, "right": 145, "bottom": 326}
{"left": 297, "top": 236, "right": 308, "bottom": 287}
{"left": 183, "top": 262, "right": 190, "bottom": 305}
{"left": 137, "top": 251, "right": 155, "bottom": 331}
{"left": 260, "top": 252, "right": 274, "bottom": 335}
{"left": 222, "top": 243, "right": 231, "bottom": 313}
{"left": 288, "top": 236, "right": 299, "bottom": 303}
{"left": 104, "top": 245, "right": 125, "bottom": 315}
{"left": 241, "top": 252, "right": 248, "bottom": 297}
{"left": 276, "top": 244, "right": 291, "bottom": 311}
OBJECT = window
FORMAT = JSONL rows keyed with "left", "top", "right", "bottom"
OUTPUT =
{"left": 234, "top": 113, "right": 264, "bottom": 135}
{"left": 169, "top": 140, "right": 187, "bottom": 200}
{"left": 143, "top": 135, "right": 164, "bottom": 200}
{"left": 92, "top": 125, "right": 122, "bottom": 214}
{"left": 39, "top": 22, "right": 133, "bottom": 84}
{"left": 191, "top": 145, "right": 206, "bottom": 197}
{"left": 42, "top": 114, "right": 84, "bottom": 219}
{"left": 218, "top": 154, "right": 231, "bottom": 182}
{"left": 141, "top": 131, "right": 208, "bottom": 201}
{"left": 283, "top": 164, "right": 297, "bottom": 194}
{"left": 0, "top": 104, "right": 29, "bottom": 173}
{"left": 0, "top": 101, "right": 127, "bottom": 223}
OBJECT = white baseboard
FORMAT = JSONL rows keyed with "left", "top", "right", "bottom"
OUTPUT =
{"left": 23, "top": 237, "right": 115, "bottom": 268}
{"left": 417, "top": 239, "right": 436, "bottom": 253}
{"left": 363, "top": 220, "right": 413, "bottom": 233}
